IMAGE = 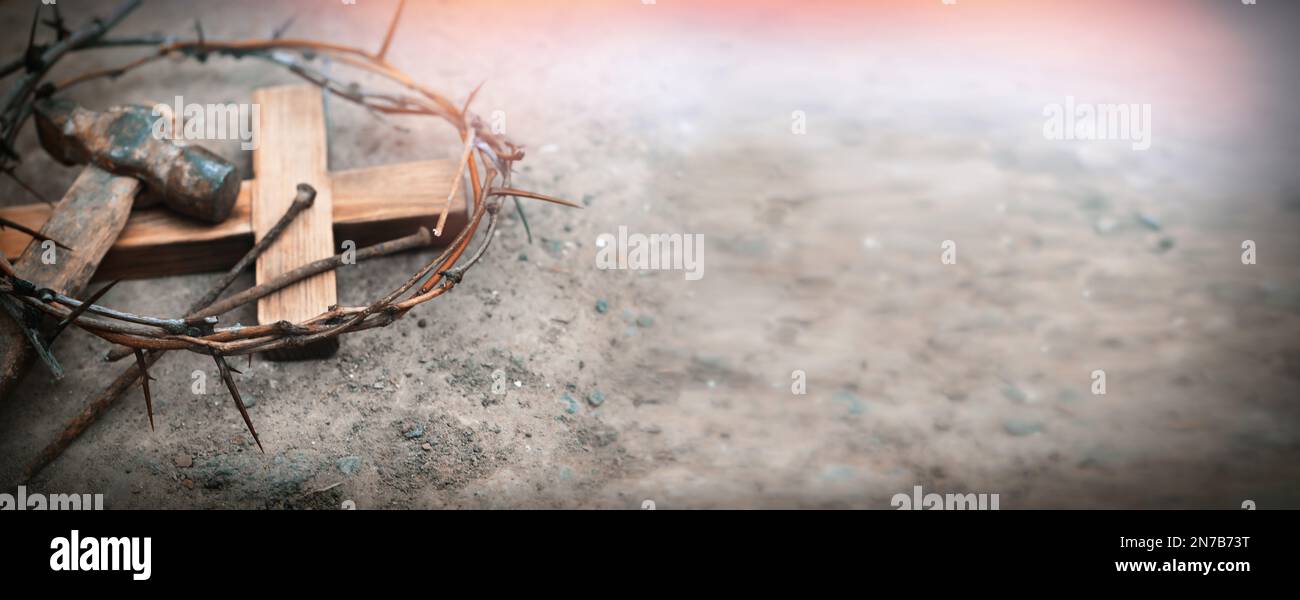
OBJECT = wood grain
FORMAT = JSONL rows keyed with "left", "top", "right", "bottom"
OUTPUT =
{"left": 251, "top": 84, "right": 337, "bottom": 360}
{"left": 0, "top": 160, "right": 465, "bottom": 280}
{"left": 0, "top": 167, "right": 137, "bottom": 401}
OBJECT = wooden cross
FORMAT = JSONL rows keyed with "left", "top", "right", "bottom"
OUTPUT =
{"left": 0, "top": 84, "right": 467, "bottom": 360}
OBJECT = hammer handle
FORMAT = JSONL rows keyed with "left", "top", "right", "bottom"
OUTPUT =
{"left": 0, "top": 168, "right": 137, "bottom": 402}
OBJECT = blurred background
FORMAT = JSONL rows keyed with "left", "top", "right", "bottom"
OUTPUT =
{"left": 1, "top": 0, "right": 1297, "bottom": 508}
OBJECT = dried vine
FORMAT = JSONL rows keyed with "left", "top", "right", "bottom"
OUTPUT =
{"left": 1, "top": 0, "right": 578, "bottom": 474}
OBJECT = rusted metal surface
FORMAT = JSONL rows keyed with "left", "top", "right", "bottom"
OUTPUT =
{"left": 34, "top": 99, "right": 240, "bottom": 224}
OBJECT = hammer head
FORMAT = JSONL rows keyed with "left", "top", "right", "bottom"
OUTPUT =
{"left": 34, "top": 99, "right": 240, "bottom": 224}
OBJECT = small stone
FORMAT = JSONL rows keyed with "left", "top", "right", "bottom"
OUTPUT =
{"left": 595, "top": 299, "right": 609, "bottom": 314}
{"left": 1135, "top": 211, "right": 1161, "bottom": 231}
{"left": 561, "top": 393, "right": 579, "bottom": 414}
{"left": 174, "top": 455, "right": 193, "bottom": 469}
{"left": 587, "top": 390, "right": 606, "bottom": 407}
{"left": 181, "top": 479, "right": 194, "bottom": 490}
{"left": 831, "top": 389, "right": 865, "bottom": 416}
{"left": 421, "top": 442, "right": 432, "bottom": 451}
{"left": 403, "top": 424, "right": 425, "bottom": 439}
{"left": 635, "top": 315, "right": 654, "bottom": 328}
{"left": 417, "top": 319, "right": 428, "bottom": 328}
{"left": 337, "top": 456, "right": 363, "bottom": 475}
{"left": 241, "top": 393, "right": 257, "bottom": 408}
{"left": 518, "top": 253, "right": 528, "bottom": 262}
{"left": 200, "top": 465, "right": 235, "bottom": 490}
{"left": 1003, "top": 419, "right": 1044, "bottom": 437}
{"left": 1001, "top": 384, "right": 1030, "bottom": 404}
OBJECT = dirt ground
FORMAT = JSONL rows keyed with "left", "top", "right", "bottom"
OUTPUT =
{"left": 2, "top": 0, "right": 1298, "bottom": 508}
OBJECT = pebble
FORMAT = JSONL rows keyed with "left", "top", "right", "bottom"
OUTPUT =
{"left": 174, "top": 455, "right": 193, "bottom": 469}
{"left": 587, "top": 390, "right": 606, "bottom": 407}
{"left": 421, "top": 443, "right": 432, "bottom": 452}
{"left": 831, "top": 389, "right": 865, "bottom": 416}
{"left": 1001, "top": 384, "right": 1030, "bottom": 404}
{"left": 635, "top": 315, "right": 654, "bottom": 328}
{"left": 242, "top": 393, "right": 256, "bottom": 408}
{"left": 337, "top": 456, "right": 363, "bottom": 475}
{"left": 1003, "top": 419, "right": 1044, "bottom": 437}
{"left": 595, "top": 299, "right": 609, "bottom": 314}
{"left": 942, "top": 389, "right": 968, "bottom": 402}
{"left": 403, "top": 424, "right": 425, "bottom": 439}
{"left": 417, "top": 319, "right": 428, "bottom": 328}
{"left": 561, "top": 393, "right": 579, "bottom": 414}
{"left": 1135, "top": 211, "right": 1161, "bottom": 231}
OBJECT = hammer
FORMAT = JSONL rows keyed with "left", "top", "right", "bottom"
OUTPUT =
{"left": 1, "top": 100, "right": 242, "bottom": 402}
{"left": 33, "top": 99, "right": 241, "bottom": 224}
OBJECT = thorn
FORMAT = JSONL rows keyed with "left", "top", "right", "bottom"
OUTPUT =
{"left": 133, "top": 349, "right": 154, "bottom": 432}
{"left": 271, "top": 14, "right": 296, "bottom": 39}
{"left": 49, "top": 3, "right": 69, "bottom": 40}
{"left": 213, "top": 353, "right": 262, "bottom": 452}
{"left": 514, "top": 196, "right": 532, "bottom": 244}
{"left": 0, "top": 212, "right": 73, "bottom": 250}
{"left": 50, "top": 279, "right": 119, "bottom": 342}
{"left": 193, "top": 19, "right": 207, "bottom": 61}
{"left": 489, "top": 187, "right": 584, "bottom": 209}
{"left": 3, "top": 169, "right": 55, "bottom": 206}
{"left": 25, "top": 5, "right": 42, "bottom": 72}
{"left": 376, "top": 0, "right": 406, "bottom": 61}
{"left": 462, "top": 80, "right": 486, "bottom": 114}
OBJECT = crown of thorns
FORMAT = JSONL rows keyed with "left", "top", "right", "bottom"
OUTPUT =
{"left": 0, "top": 0, "right": 576, "bottom": 475}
